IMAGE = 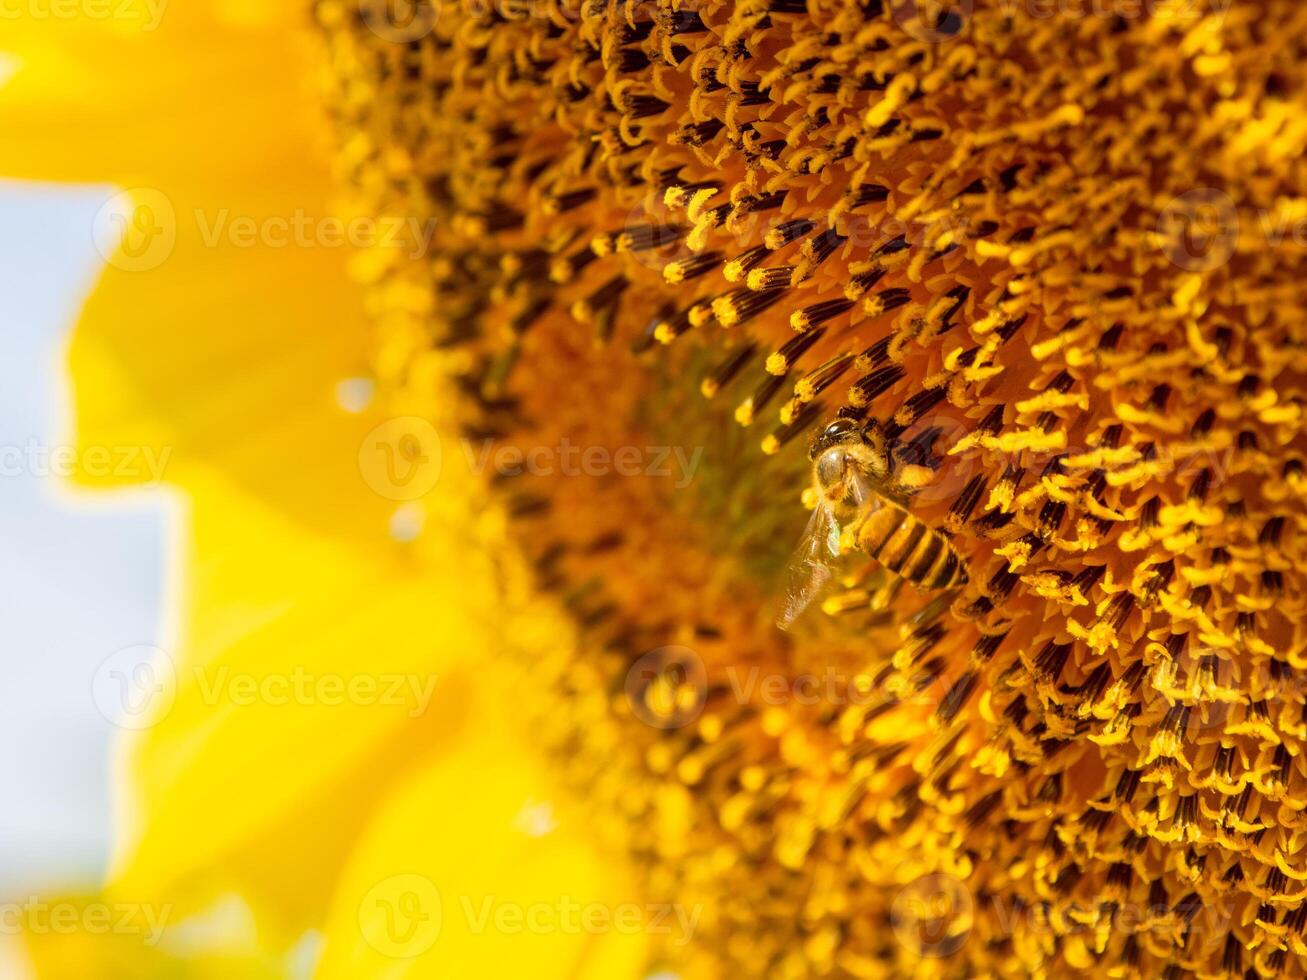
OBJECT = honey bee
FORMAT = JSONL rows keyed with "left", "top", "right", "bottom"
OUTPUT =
{"left": 778, "top": 418, "right": 969, "bottom": 629}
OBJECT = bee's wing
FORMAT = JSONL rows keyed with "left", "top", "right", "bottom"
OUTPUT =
{"left": 777, "top": 503, "right": 840, "bottom": 631}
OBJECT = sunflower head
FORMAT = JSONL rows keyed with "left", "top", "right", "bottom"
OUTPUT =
{"left": 319, "top": 0, "right": 1307, "bottom": 974}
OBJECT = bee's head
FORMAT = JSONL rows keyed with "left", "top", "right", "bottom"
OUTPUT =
{"left": 810, "top": 418, "right": 891, "bottom": 493}
{"left": 808, "top": 418, "right": 863, "bottom": 461}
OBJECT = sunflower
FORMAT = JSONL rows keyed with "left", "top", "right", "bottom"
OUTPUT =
{"left": 318, "top": 0, "right": 1307, "bottom": 975}
{"left": 8, "top": 0, "right": 1307, "bottom": 976}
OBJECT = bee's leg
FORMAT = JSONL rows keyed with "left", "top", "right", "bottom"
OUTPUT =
{"left": 877, "top": 463, "right": 934, "bottom": 506}
{"left": 904, "top": 586, "right": 961, "bottom": 636}
{"left": 885, "top": 586, "right": 964, "bottom": 681}
{"left": 870, "top": 574, "right": 905, "bottom": 612}
{"left": 952, "top": 586, "right": 1015, "bottom": 635}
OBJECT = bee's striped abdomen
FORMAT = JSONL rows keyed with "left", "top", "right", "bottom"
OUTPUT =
{"left": 856, "top": 504, "right": 909, "bottom": 563}
{"left": 856, "top": 503, "right": 969, "bottom": 590}
{"left": 925, "top": 544, "right": 968, "bottom": 590}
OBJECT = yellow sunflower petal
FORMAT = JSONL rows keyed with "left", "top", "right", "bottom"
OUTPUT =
{"left": 108, "top": 445, "right": 502, "bottom": 931}
{"left": 314, "top": 673, "right": 654, "bottom": 980}
{"left": 0, "top": 5, "right": 314, "bottom": 184}
{"left": 0, "top": 2, "right": 366, "bottom": 492}
{"left": 0, "top": 0, "right": 504, "bottom": 934}
{"left": 19, "top": 890, "right": 285, "bottom": 980}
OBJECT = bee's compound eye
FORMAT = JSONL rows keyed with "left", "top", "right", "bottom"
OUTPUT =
{"left": 810, "top": 418, "right": 859, "bottom": 459}
{"left": 814, "top": 448, "right": 846, "bottom": 489}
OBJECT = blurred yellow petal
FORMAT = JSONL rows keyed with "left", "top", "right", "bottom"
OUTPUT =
{"left": 19, "top": 891, "right": 285, "bottom": 980}
{"left": 314, "top": 675, "right": 653, "bottom": 980}
{"left": 3, "top": 1, "right": 651, "bottom": 973}
{"left": 109, "top": 447, "right": 502, "bottom": 931}
{"left": 0, "top": 0, "right": 500, "bottom": 935}
{"left": 0, "top": 3, "right": 364, "bottom": 491}
{"left": 0, "top": 5, "right": 318, "bottom": 185}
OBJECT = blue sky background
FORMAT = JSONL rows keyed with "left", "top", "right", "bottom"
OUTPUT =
{"left": 0, "top": 182, "right": 167, "bottom": 894}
